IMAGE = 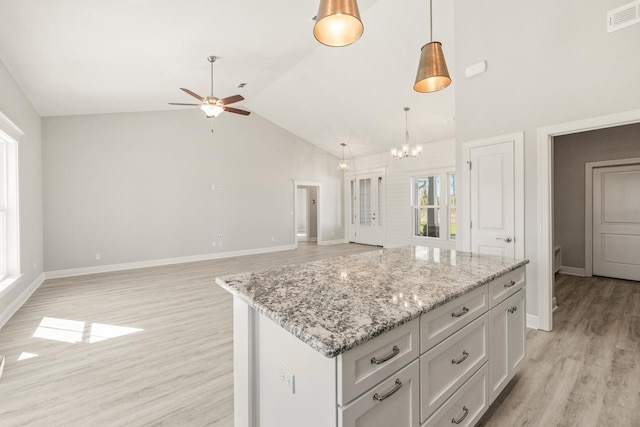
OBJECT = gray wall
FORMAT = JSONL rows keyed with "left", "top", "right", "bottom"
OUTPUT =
{"left": 0, "top": 58, "right": 43, "bottom": 314}
{"left": 455, "top": 0, "right": 640, "bottom": 316}
{"left": 554, "top": 123, "right": 640, "bottom": 269}
{"left": 43, "top": 109, "right": 344, "bottom": 271}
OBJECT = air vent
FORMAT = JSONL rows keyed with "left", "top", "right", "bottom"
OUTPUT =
{"left": 608, "top": 0, "right": 640, "bottom": 32}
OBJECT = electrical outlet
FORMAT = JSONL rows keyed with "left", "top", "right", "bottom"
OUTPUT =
{"left": 218, "top": 185, "right": 223, "bottom": 191}
{"left": 212, "top": 241, "right": 217, "bottom": 248}
{"left": 278, "top": 363, "right": 295, "bottom": 394}
{"left": 271, "top": 236, "right": 275, "bottom": 242}
{"left": 219, "top": 241, "right": 223, "bottom": 247}
{"left": 211, "top": 184, "right": 216, "bottom": 191}
{"left": 95, "top": 253, "right": 101, "bottom": 261}
{"left": 33, "top": 261, "right": 37, "bottom": 271}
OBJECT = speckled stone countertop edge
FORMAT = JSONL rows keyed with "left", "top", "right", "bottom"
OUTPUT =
{"left": 216, "top": 258, "right": 529, "bottom": 358}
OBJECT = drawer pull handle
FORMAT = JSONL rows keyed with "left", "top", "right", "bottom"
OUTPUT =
{"left": 451, "top": 350, "right": 469, "bottom": 365}
{"left": 451, "top": 406, "right": 469, "bottom": 424}
{"left": 371, "top": 345, "right": 400, "bottom": 365}
{"left": 451, "top": 307, "right": 469, "bottom": 318}
{"left": 504, "top": 280, "right": 516, "bottom": 288}
{"left": 373, "top": 379, "right": 402, "bottom": 402}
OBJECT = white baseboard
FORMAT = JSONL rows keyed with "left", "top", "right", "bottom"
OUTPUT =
{"left": 558, "top": 266, "right": 586, "bottom": 277}
{"left": 318, "top": 239, "right": 347, "bottom": 246}
{"left": 45, "top": 244, "right": 297, "bottom": 279}
{"left": 526, "top": 314, "right": 539, "bottom": 330}
{"left": 0, "top": 273, "right": 45, "bottom": 330}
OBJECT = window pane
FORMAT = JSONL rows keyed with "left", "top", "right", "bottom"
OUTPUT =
{"left": 449, "top": 174, "right": 456, "bottom": 206}
{"left": 415, "top": 207, "right": 440, "bottom": 237}
{"left": 449, "top": 207, "right": 456, "bottom": 240}
{"left": 415, "top": 176, "right": 440, "bottom": 206}
{"left": 359, "top": 178, "right": 371, "bottom": 225}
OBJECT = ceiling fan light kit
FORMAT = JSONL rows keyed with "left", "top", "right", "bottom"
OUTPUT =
{"left": 313, "top": 0, "right": 364, "bottom": 47}
{"left": 414, "top": 0, "right": 451, "bottom": 93}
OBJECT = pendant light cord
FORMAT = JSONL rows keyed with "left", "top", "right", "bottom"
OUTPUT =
{"left": 210, "top": 60, "right": 214, "bottom": 97}
{"left": 405, "top": 109, "right": 409, "bottom": 144}
{"left": 430, "top": 0, "right": 433, "bottom": 42}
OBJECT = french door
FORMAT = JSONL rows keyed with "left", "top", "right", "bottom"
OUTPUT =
{"left": 348, "top": 172, "right": 385, "bottom": 246}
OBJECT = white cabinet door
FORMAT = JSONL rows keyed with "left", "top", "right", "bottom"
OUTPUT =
{"left": 339, "top": 360, "right": 419, "bottom": 427}
{"left": 593, "top": 164, "right": 640, "bottom": 281}
{"left": 488, "top": 289, "right": 525, "bottom": 404}
{"left": 353, "top": 173, "right": 385, "bottom": 246}
{"left": 470, "top": 142, "right": 515, "bottom": 258}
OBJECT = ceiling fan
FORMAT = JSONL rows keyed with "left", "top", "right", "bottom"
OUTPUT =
{"left": 169, "top": 56, "right": 250, "bottom": 118}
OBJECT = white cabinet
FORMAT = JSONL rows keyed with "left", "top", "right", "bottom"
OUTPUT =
{"left": 488, "top": 289, "right": 525, "bottom": 403}
{"left": 339, "top": 360, "right": 419, "bottom": 427}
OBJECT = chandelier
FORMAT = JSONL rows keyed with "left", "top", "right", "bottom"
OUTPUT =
{"left": 391, "top": 107, "right": 422, "bottom": 159}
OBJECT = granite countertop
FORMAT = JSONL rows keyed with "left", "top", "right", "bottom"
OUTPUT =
{"left": 216, "top": 246, "right": 528, "bottom": 358}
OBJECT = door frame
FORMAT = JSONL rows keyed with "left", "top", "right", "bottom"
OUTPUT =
{"left": 584, "top": 157, "right": 640, "bottom": 277}
{"left": 293, "top": 180, "right": 322, "bottom": 248}
{"left": 461, "top": 132, "right": 525, "bottom": 259}
{"left": 537, "top": 108, "right": 640, "bottom": 332}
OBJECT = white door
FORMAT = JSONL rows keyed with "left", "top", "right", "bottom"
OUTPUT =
{"left": 352, "top": 173, "right": 384, "bottom": 246}
{"left": 593, "top": 164, "right": 640, "bottom": 281}
{"left": 470, "top": 142, "right": 515, "bottom": 257}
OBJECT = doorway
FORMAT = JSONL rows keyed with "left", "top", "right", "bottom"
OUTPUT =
{"left": 538, "top": 109, "right": 640, "bottom": 332}
{"left": 293, "top": 181, "right": 321, "bottom": 248}
{"left": 295, "top": 186, "right": 318, "bottom": 243}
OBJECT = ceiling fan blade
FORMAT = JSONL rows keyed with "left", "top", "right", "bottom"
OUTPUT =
{"left": 168, "top": 103, "right": 200, "bottom": 106}
{"left": 180, "top": 88, "right": 205, "bottom": 102}
{"left": 223, "top": 106, "right": 251, "bottom": 116}
{"left": 220, "top": 95, "right": 244, "bottom": 105}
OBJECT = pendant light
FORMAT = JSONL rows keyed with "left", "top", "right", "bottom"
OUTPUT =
{"left": 414, "top": 0, "right": 451, "bottom": 93}
{"left": 337, "top": 143, "right": 350, "bottom": 171}
{"left": 391, "top": 108, "right": 422, "bottom": 159}
{"left": 314, "top": 0, "right": 364, "bottom": 47}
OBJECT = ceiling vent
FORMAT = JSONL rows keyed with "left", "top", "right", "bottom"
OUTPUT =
{"left": 608, "top": 0, "right": 640, "bottom": 32}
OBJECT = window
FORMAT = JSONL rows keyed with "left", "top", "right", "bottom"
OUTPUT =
{"left": 0, "top": 138, "right": 7, "bottom": 280}
{"left": 0, "top": 128, "right": 18, "bottom": 284}
{"left": 412, "top": 171, "right": 456, "bottom": 241}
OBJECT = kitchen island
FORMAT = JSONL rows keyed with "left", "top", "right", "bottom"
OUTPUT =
{"left": 216, "top": 246, "right": 528, "bottom": 427}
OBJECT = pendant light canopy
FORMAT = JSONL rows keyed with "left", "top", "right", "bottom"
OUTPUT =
{"left": 414, "top": 0, "right": 451, "bottom": 93}
{"left": 338, "top": 143, "right": 350, "bottom": 171}
{"left": 314, "top": 0, "right": 364, "bottom": 47}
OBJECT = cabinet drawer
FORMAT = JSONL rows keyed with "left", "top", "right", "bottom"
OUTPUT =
{"left": 420, "top": 285, "right": 488, "bottom": 353}
{"left": 488, "top": 267, "right": 525, "bottom": 308}
{"left": 338, "top": 318, "right": 419, "bottom": 405}
{"left": 420, "top": 314, "right": 488, "bottom": 422}
{"left": 339, "top": 359, "right": 419, "bottom": 427}
{"left": 421, "top": 363, "right": 489, "bottom": 427}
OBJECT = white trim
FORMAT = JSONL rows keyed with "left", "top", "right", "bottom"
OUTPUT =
{"left": 558, "top": 266, "right": 586, "bottom": 277}
{"left": 0, "top": 112, "right": 25, "bottom": 142}
{"left": 584, "top": 157, "right": 640, "bottom": 277}
{"left": 461, "top": 132, "right": 525, "bottom": 259}
{"left": 318, "top": 239, "right": 348, "bottom": 246}
{"left": 537, "top": 108, "right": 640, "bottom": 332}
{"left": 293, "top": 181, "right": 323, "bottom": 248}
{"left": 45, "top": 245, "right": 297, "bottom": 279}
{"left": 0, "top": 273, "right": 44, "bottom": 330}
{"left": 526, "top": 314, "right": 539, "bottom": 330}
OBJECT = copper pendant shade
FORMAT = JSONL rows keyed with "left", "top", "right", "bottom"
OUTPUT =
{"left": 313, "top": 0, "right": 364, "bottom": 47}
{"left": 414, "top": 0, "right": 451, "bottom": 93}
{"left": 414, "top": 42, "right": 451, "bottom": 93}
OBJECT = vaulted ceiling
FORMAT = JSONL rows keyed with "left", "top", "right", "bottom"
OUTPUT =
{"left": 0, "top": 0, "right": 455, "bottom": 159}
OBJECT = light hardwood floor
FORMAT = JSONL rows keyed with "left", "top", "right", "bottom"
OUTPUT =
{"left": 0, "top": 243, "right": 376, "bottom": 426}
{"left": 1, "top": 248, "right": 638, "bottom": 426}
{"left": 479, "top": 274, "right": 640, "bottom": 427}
